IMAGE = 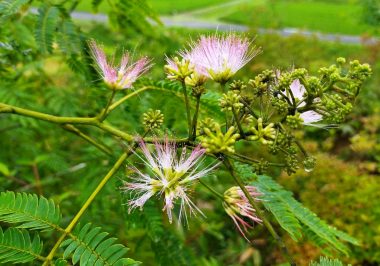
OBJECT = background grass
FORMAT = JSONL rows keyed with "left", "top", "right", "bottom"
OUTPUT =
{"left": 75, "top": 0, "right": 230, "bottom": 14}
{"left": 222, "top": 0, "right": 380, "bottom": 36}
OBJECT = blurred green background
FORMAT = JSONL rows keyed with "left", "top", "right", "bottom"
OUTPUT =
{"left": 1, "top": 0, "right": 379, "bottom": 265}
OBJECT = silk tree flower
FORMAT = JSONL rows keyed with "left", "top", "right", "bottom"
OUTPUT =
{"left": 122, "top": 140, "right": 219, "bottom": 224}
{"left": 89, "top": 40, "right": 152, "bottom": 90}
{"left": 181, "top": 33, "right": 260, "bottom": 84}
{"left": 223, "top": 186, "right": 262, "bottom": 241}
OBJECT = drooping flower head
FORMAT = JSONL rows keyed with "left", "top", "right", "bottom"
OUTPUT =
{"left": 122, "top": 139, "right": 219, "bottom": 225}
{"left": 223, "top": 186, "right": 262, "bottom": 241}
{"left": 182, "top": 33, "right": 261, "bottom": 84}
{"left": 89, "top": 40, "right": 152, "bottom": 90}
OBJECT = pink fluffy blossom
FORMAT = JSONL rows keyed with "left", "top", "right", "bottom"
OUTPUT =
{"left": 223, "top": 186, "right": 262, "bottom": 241}
{"left": 122, "top": 139, "right": 219, "bottom": 225}
{"left": 181, "top": 33, "right": 260, "bottom": 83}
{"left": 89, "top": 40, "right": 152, "bottom": 89}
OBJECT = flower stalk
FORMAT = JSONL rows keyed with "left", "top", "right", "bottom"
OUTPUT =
{"left": 181, "top": 80, "right": 192, "bottom": 138}
{"left": 191, "top": 94, "right": 201, "bottom": 141}
{"left": 43, "top": 151, "right": 131, "bottom": 265}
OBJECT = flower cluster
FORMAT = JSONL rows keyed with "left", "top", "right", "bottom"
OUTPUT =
{"left": 93, "top": 33, "right": 373, "bottom": 240}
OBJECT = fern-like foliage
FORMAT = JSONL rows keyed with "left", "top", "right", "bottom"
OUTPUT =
{"left": 61, "top": 223, "right": 139, "bottom": 265}
{"left": 0, "top": 227, "right": 43, "bottom": 264}
{"left": 110, "top": 0, "right": 160, "bottom": 35}
{"left": 35, "top": 4, "right": 59, "bottom": 54}
{"left": 310, "top": 256, "right": 345, "bottom": 266}
{"left": 57, "top": 18, "right": 81, "bottom": 55}
{"left": 253, "top": 175, "right": 359, "bottom": 255}
{"left": 0, "top": 0, "right": 28, "bottom": 19}
{"left": 0, "top": 191, "right": 61, "bottom": 231}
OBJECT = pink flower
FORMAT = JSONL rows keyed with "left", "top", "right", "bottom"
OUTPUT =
{"left": 289, "top": 79, "right": 307, "bottom": 107}
{"left": 181, "top": 33, "right": 260, "bottom": 83}
{"left": 223, "top": 186, "right": 262, "bottom": 241}
{"left": 89, "top": 40, "right": 152, "bottom": 89}
{"left": 288, "top": 78, "right": 324, "bottom": 125}
{"left": 300, "top": 110, "right": 323, "bottom": 125}
{"left": 122, "top": 139, "right": 219, "bottom": 225}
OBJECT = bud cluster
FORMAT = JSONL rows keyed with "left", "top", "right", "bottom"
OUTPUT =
{"left": 142, "top": 109, "right": 164, "bottom": 129}
{"left": 200, "top": 124, "right": 240, "bottom": 154}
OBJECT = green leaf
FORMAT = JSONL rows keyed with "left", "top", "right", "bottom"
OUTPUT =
{"left": 253, "top": 175, "right": 359, "bottom": 255}
{"left": 57, "top": 18, "right": 81, "bottom": 55}
{"left": 0, "top": 162, "right": 10, "bottom": 176}
{"left": 0, "top": 191, "right": 62, "bottom": 231}
{"left": 309, "top": 256, "right": 345, "bottom": 266}
{"left": 0, "top": 0, "right": 28, "bottom": 19}
{"left": 61, "top": 223, "right": 139, "bottom": 265}
{"left": 35, "top": 4, "right": 60, "bottom": 54}
{"left": 0, "top": 227, "right": 43, "bottom": 264}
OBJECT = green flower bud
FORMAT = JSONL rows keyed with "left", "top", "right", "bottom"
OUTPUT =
{"left": 201, "top": 124, "right": 240, "bottom": 154}
{"left": 191, "top": 85, "right": 206, "bottom": 97}
{"left": 185, "top": 71, "right": 207, "bottom": 87}
{"left": 286, "top": 113, "right": 303, "bottom": 129}
{"left": 229, "top": 80, "right": 247, "bottom": 92}
{"left": 248, "top": 76, "right": 268, "bottom": 96}
{"left": 285, "top": 154, "right": 299, "bottom": 175}
{"left": 336, "top": 57, "right": 346, "bottom": 65}
{"left": 164, "top": 57, "right": 194, "bottom": 82}
{"left": 143, "top": 109, "right": 164, "bottom": 129}
{"left": 219, "top": 91, "right": 244, "bottom": 112}
{"left": 248, "top": 118, "right": 276, "bottom": 145}
{"left": 271, "top": 98, "right": 289, "bottom": 114}
{"left": 199, "top": 118, "right": 217, "bottom": 130}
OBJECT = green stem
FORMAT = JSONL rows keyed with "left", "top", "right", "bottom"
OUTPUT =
{"left": 223, "top": 157, "right": 295, "bottom": 266}
{"left": 42, "top": 152, "right": 130, "bottom": 265}
{"left": 241, "top": 99, "right": 259, "bottom": 119}
{"left": 181, "top": 81, "right": 192, "bottom": 138}
{"left": 99, "top": 89, "right": 116, "bottom": 121}
{"left": 108, "top": 86, "right": 152, "bottom": 113}
{"left": 199, "top": 179, "right": 224, "bottom": 200}
{"left": 190, "top": 95, "right": 201, "bottom": 141}
{"left": 220, "top": 83, "right": 229, "bottom": 130}
{"left": 232, "top": 106, "right": 245, "bottom": 138}
{"left": 286, "top": 86, "right": 297, "bottom": 110}
{"left": 0, "top": 102, "right": 136, "bottom": 142}
{"left": 95, "top": 122, "right": 134, "bottom": 141}
{"left": 0, "top": 103, "right": 96, "bottom": 124}
{"left": 295, "top": 139, "right": 308, "bottom": 157}
{"left": 62, "top": 124, "right": 112, "bottom": 156}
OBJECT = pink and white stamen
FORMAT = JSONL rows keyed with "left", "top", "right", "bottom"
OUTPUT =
{"left": 223, "top": 186, "right": 262, "bottom": 241}
{"left": 89, "top": 40, "right": 152, "bottom": 90}
{"left": 181, "top": 33, "right": 260, "bottom": 83}
{"left": 122, "top": 139, "right": 220, "bottom": 225}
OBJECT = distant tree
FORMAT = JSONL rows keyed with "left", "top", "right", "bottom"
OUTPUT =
{"left": 363, "top": 0, "right": 380, "bottom": 26}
